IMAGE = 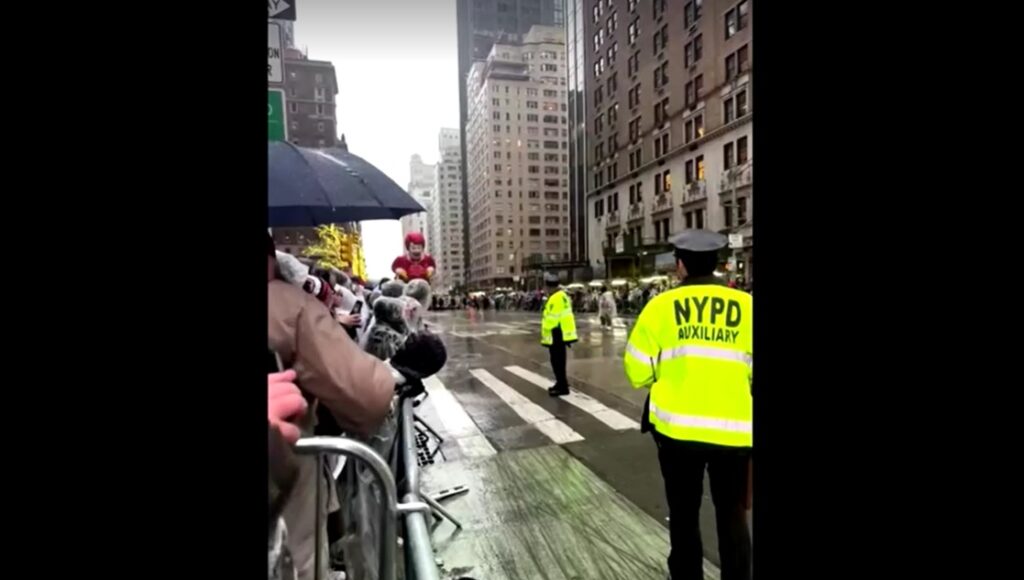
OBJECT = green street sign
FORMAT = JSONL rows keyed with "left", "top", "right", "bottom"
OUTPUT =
{"left": 268, "top": 89, "right": 287, "bottom": 141}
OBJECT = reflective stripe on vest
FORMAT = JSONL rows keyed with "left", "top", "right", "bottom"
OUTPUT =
{"left": 649, "top": 400, "right": 752, "bottom": 435}
{"left": 661, "top": 345, "right": 752, "bottom": 367}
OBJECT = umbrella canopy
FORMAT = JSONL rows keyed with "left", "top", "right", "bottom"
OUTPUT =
{"left": 268, "top": 141, "right": 425, "bottom": 227}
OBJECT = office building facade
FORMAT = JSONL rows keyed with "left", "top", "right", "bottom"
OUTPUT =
{"left": 580, "top": 0, "right": 753, "bottom": 280}
{"left": 431, "top": 128, "right": 467, "bottom": 291}
{"left": 456, "top": 0, "right": 564, "bottom": 278}
{"left": 466, "top": 25, "right": 571, "bottom": 289}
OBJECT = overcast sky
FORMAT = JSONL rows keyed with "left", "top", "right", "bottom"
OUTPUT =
{"left": 295, "top": 0, "right": 460, "bottom": 279}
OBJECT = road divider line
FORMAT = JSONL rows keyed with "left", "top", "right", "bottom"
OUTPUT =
{"left": 469, "top": 369, "right": 585, "bottom": 445}
{"left": 423, "top": 376, "right": 497, "bottom": 458}
{"left": 504, "top": 365, "right": 640, "bottom": 431}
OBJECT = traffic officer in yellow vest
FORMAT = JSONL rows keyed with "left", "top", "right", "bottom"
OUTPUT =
{"left": 540, "top": 271, "right": 578, "bottom": 396}
{"left": 624, "top": 230, "right": 752, "bottom": 580}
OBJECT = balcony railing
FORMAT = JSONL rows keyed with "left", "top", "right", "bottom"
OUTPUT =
{"left": 628, "top": 203, "right": 643, "bottom": 220}
{"left": 683, "top": 180, "right": 707, "bottom": 202}
{"left": 654, "top": 193, "right": 672, "bottom": 212}
{"left": 606, "top": 212, "right": 620, "bottom": 225}
{"left": 719, "top": 160, "right": 754, "bottom": 191}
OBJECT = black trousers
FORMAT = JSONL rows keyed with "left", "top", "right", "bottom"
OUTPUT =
{"left": 653, "top": 432, "right": 751, "bottom": 580}
{"left": 547, "top": 329, "right": 569, "bottom": 388}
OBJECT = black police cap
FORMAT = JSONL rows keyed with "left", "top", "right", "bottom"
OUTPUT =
{"left": 668, "top": 229, "right": 728, "bottom": 253}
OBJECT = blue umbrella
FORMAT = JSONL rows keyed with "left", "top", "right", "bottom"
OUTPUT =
{"left": 268, "top": 141, "right": 425, "bottom": 227}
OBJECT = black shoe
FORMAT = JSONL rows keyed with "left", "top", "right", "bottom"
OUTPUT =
{"left": 548, "top": 386, "right": 570, "bottom": 397}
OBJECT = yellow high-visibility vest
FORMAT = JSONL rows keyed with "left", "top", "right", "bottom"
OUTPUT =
{"left": 541, "top": 289, "right": 578, "bottom": 346}
{"left": 624, "top": 283, "right": 753, "bottom": 447}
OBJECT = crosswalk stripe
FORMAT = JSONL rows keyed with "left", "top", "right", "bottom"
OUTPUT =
{"left": 469, "top": 369, "right": 585, "bottom": 445}
{"left": 504, "top": 365, "right": 640, "bottom": 431}
{"left": 423, "top": 376, "right": 497, "bottom": 458}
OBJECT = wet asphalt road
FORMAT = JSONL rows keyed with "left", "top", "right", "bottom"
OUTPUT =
{"left": 412, "top": 309, "right": 735, "bottom": 579}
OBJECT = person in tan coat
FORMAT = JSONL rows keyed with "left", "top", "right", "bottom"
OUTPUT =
{"left": 267, "top": 235, "right": 395, "bottom": 580}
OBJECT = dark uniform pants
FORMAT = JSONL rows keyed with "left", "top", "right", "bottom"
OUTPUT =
{"left": 653, "top": 431, "right": 751, "bottom": 580}
{"left": 547, "top": 327, "right": 569, "bottom": 388}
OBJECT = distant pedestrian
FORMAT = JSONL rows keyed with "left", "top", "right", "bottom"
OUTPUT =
{"left": 598, "top": 285, "right": 616, "bottom": 329}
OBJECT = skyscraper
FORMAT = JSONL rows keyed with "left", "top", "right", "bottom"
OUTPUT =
{"left": 431, "top": 128, "right": 466, "bottom": 291}
{"left": 579, "top": 0, "right": 753, "bottom": 279}
{"left": 456, "top": 0, "right": 564, "bottom": 279}
{"left": 466, "top": 25, "right": 571, "bottom": 289}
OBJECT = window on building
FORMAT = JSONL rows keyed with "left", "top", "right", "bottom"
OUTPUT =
{"left": 607, "top": 73, "right": 617, "bottom": 94}
{"left": 653, "top": 0, "right": 666, "bottom": 19}
{"left": 654, "top": 62, "right": 669, "bottom": 89}
{"left": 595, "top": 86, "right": 604, "bottom": 106}
{"left": 685, "top": 159, "right": 694, "bottom": 184}
{"left": 316, "top": 104, "right": 324, "bottom": 115}
{"left": 607, "top": 41, "right": 618, "bottom": 64}
{"left": 595, "top": 113, "right": 604, "bottom": 134}
{"left": 609, "top": 103, "right": 619, "bottom": 124}
{"left": 663, "top": 170, "right": 672, "bottom": 193}
{"left": 685, "top": 211, "right": 694, "bottom": 229}
{"left": 541, "top": 63, "right": 558, "bottom": 72}
{"left": 289, "top": 102, "right": 297, "bottom": 113}
{"left": 685, "top": 35, "right": 703, "bottom": 68}
{"left": 684, "top": 0, "right": 703, "bottom": 27}
{"left": 654, "top": 24, "right": 668, "bottom": 53}
{"left": 726, "top": 44, "right": 750, "bottom": 81}
{"left": 654, "top": 132, "right": 669, "bottom": 158}
{"left": 629, "top": 18, "right": 639, "bottom": 44}
{"left": 526, "top": 101, "right": 538, "bottom": 109}
{"left": 724, "top": 98, "right": 735, "bottom": 124}
{"left": 737, "top": 136, "right": 749, "bottom": 165}
{"left": 628, "top": 84, "right": 641, "bottom": 108}
{"left": 629, "top": 0, "right": 637, "bottom": 13}
{"left": 727, "top": 1, "right": 749, "bottom": 38}
{"left": 629, "top": 116, "right": 641, "bottom": 142}
{"left": 696, "top": 155, "right": 705, "bottom": 181}
{"left": 655, "top": 96, "right": 669, "bottom": 125}
{"left": 736, "top": 90, "right": 749, "bottom": 116}
{"left": 629, "top": 147, "right": 643, "bottom": 171}
{"left": 628, "top": 51, "right": 640, "bottom": 76}
{"left": 695, "top": 114, "right": 704, "bottom": 138}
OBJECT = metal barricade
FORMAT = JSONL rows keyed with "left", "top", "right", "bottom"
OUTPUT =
{"left": 294, "top": 397, "right": 443, "bottom": 580}
{"left": 397, "top": 398, "right": 443, "bottom": 580}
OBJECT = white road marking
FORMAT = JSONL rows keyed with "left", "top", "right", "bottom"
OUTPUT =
{"left": 423, "top": 376, "right": 497, "bottom": 458}
{"left": 469, "top": 369, "right": 585, "bottom": 445}
{"left": 504, "top": 365, "right": 640, "bottom": 431}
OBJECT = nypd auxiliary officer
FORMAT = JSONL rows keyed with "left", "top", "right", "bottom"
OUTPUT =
{"left": 540, "top": 272, "right": 578, "bottom": 396}
{"left": 624, "top": 230, "right": 752, "bottom": 580}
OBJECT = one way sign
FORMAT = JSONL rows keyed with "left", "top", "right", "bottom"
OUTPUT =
{"left": 268, "top": 0, "right": 296, "bottom": 21}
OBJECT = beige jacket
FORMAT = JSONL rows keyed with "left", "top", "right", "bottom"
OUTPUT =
{"left": 268, "top": 279, "right": 395, "bottom": 580}
{"left": 268, "top": 279, "right": 394, "bottom": 436}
